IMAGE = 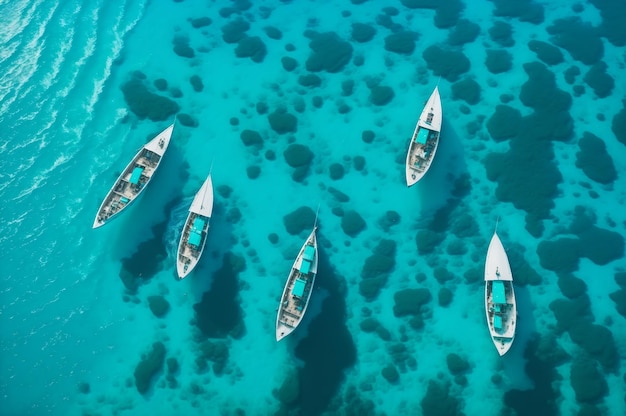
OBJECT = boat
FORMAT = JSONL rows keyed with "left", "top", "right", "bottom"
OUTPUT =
{"left": 404, "top": 85, "right": 442, "bottom": 187}
{"left": 176, "top": 174, "right": 214, "bottom": 279}
{"left": 93, "top": 124, "right": 174, "bottom": 229}
{"left": 276, "top": 226, "right": 318, "bottom": 341}
{"left": 484, "top": 229, "right": 517, "bottom": 356}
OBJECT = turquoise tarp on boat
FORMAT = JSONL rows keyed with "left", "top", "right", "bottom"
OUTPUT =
{"left": 292, "top": 278, "right": 306, "bottom": 297}
{"left": 129, "top": 166, "right": 144, "bottom": 184}
{"left": 415, "top": 128, "right": 429, "bottom": 144}
{"left": 188, "top": 231, "right": 202, "bottom": 246}
{"left": 303, "top": 245, "right": 315, "bottom": 261}
{"left": 192, "top": 217, "right": 206, "bottom": 232}
{"left": 494, "top": 315, "right": 503, "bottom": 330}
{"left": 492, "top": 281, "right": 506, "bottom": 304}
{"left": 300, "top": 259, "right": 312, "bottom": 275}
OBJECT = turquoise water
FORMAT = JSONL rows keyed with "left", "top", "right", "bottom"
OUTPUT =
{"left": 1, "top": 0, "right": 625, "bottom": 414}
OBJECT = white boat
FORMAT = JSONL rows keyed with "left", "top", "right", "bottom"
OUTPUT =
{"left": 405, "top": 86, "right": 442, "bottom": 187}
{"left": 176, "top": 174, "right": 214, "bottom": 279}
{"left": 276, "top": 227, "right": 318, "bottom": 341}
{"left": 484, "top": 229, "right": 517, "bottom": 356}
{"left": 93, "top": 124, "right": 174, "bottom": 229}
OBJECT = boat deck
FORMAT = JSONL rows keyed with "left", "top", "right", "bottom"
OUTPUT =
{"left": 178, "top": 213, "right": 209, "bottom": 273}
{"left": 277, "top": 268, "right": 313, "bottom": 327}
{"left": 486, "top": 281, "right": 516, "bottom": 339}
{"left": 95, "top": 149, "right": 162, "bottom": 224}
{"left": 408, "top": 127, "right": 439, "bottom": 173}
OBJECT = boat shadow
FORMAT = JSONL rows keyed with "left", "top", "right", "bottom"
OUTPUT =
{"left": 500, "top": 285, "right": 536, "bottom": 389}
{"left": 414, "top": 117, "right": 469, "bottom": 214}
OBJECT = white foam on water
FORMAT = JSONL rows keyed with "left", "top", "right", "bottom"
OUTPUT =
{"left": 0, "top": 0, "right": 56, "bottom": 114}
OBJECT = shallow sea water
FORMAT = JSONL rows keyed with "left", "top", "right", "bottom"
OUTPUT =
{"left": 1, "top": 0, "right": 625, "bottom": 415}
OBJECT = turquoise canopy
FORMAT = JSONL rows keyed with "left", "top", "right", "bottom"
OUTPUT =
{"left": 494, "top": 315, "right": 503, "bottom": 330}
{"left": 292, "top": 278, "right": 306, "bottom": 297}
{"left": 300, "top": 259, "right": 312, "bottom": 275}
{"left": 492, "top": 281, "right": 506, "bottom": 304}
{"left": 129, "top": 166, "right": 144, "bottom": 184}
{"left": 303, "top": 245, "right": 315, "bottom": 261}
{"left": 192, "top": 217, "right": 206, "bottom": 233}
{"left": 188, "top": 231, "right": 202, "bottom": 246}
{"left": 415, "top": 128, "right": 429, "bottom": 144}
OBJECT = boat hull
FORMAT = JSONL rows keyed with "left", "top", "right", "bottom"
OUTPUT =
{"left": 484, "top": 231, "right": 517, "bottom": 356}
{"left": 93, "top": 124, "right": 174, "bottom": 229}
{"left": 276, "top": 227, "right": 318, "bottom": 341}
{"left": 176, "top": 174, "right": 214, "bottom": 279}
{"left": 405, "top": 86, "right": 442, "bottom": 187}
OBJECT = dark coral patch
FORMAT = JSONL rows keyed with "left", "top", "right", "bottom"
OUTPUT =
{"left": 446, "top": 353, "right": 470, "bottom": 375}
{"left": 235, "top": 36, "right": 267, "bottom": 63}
{"left": 341, "top": 210, "right": 366, "bottom": 237}
{"left": 421, "top": 380, "right": 463, "bottom": 416}
{"left": 447, "top": 19, "right": 480, "bottom": 46}
{"left": 329, "top": 163, "right": 345, "bottom": 180}
{"left": 381, "top": 364, "right": 399, "bottom": 384}
{"left": 177, "top": 113, "right": 198, "bottom": 127}
{"left": 298, "top": 74, "right": 322, "bottom": 88}
{"left": 305, "top": 31, "right": 353, "bottom": 73}
{"left": 569, "top": 322, "right": 619, "bottom": 371}
{"left": 190, "top": 17, "right": 212, "bottom": 28}
{"left": 173, "top": 36, "right": 195, "bottom": 58}
{"left": 196, "top": 340, "right": 230, "bottom": 376}
{"left": 264, "top": 26, "right": 282, "bottom": 40}
{"left": 416, "top": 229, "right": 445, "bottom": 254}
{"left": 575, "top": 132, "right": 617, "bottom": 184}
{"left": 240, "top": 129, "right": 263, "bottom": 147}
{"left": 148, "top": 295, "right": 170, "bottom": 318}
{"left": 384, "top": 31, "right": 419, "bottom": 54}
{"left": 361, "top": 240, "right": 396, "bottom": 294}
{"left": 392, "top": 288, "right": 431, "bottom": 327}
{"left": 352, "top": 23, "right": 376, "bottom": 43}
{"left": 438, "top": 288, "right": 453, "bottom": 306}
{"left": 485, "top": 62, "right": 572, "bottom": 233}
{"left": 134, "top": 342, "right": 166, "bottom": 394}
{"left": 528, "top": 40, "right": 564, "bottom": 65}
{"left": 268, "top": 110, "right": 297, "bottom": 134}
{"left": 537, "top": 238, "right": 582, "bottom": 272}
{"left": 193, "top": 253, "right": 246, "bottom": 338}
{"left": 489, "top": 21, "right": 514, "bottom": 47}
{"left": 153, "top": 78, "right": 168, "bottom": 91}
{"left": 612, "top": 100, "right": 626, "bottom": 146}
{"left": 246, "top": 165, "right": 260, "bottom": 179}
{"left": 487, "top": 105, "right": 522, "bottom": 141}
{"left": 283, "top": 206, "right": 316, "bottom": 235}
{"left": 190, "top": 75, "right": 203, "bottom": 92}
{"left": 369, "top": 85, "right": 394, "bottom": 106}
{"left": 557, "top": 274, "right": 587, "bottom": 299}
{"left": 119, "top": 216, "right": 171, "bottom": 292}
{"left": 570, "top": 357, "right": 608, "bottom": 403}
{"left": 491, "top": 0, "right": 544, "bottom": 24}
{"left": 378, "top": 210, "right": 401, "bottom": 232}
{"left": 583, "top": 62, "right": 614, "bottom": 98}
{"left": 485, "top": 49, "right": 512, "bottom": 74}
{"left": 422, "top": 45, "right": 470, "bottom": 82}
{"left": 451, "top": 78, "right": 480, "bottom": 105}
{"left": 590, "top": 0, "right": 626, "bottom": 47}
{"left": 121, "top": 78, "right": 180, "bottom": 121}
{"left": 547, "top": 17, "right": 603, "bottom": 65}
{"left": 221, "top": 19, "right": 250, "bottom": 43}
{"left": 485, "top": 135, "right": 562, "bottom": 229}
{"left": 281, "top": 56, "right": 298, "bottom": 71}
{"left": 283, "top": 143, "right": 313, "bottom": 168}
